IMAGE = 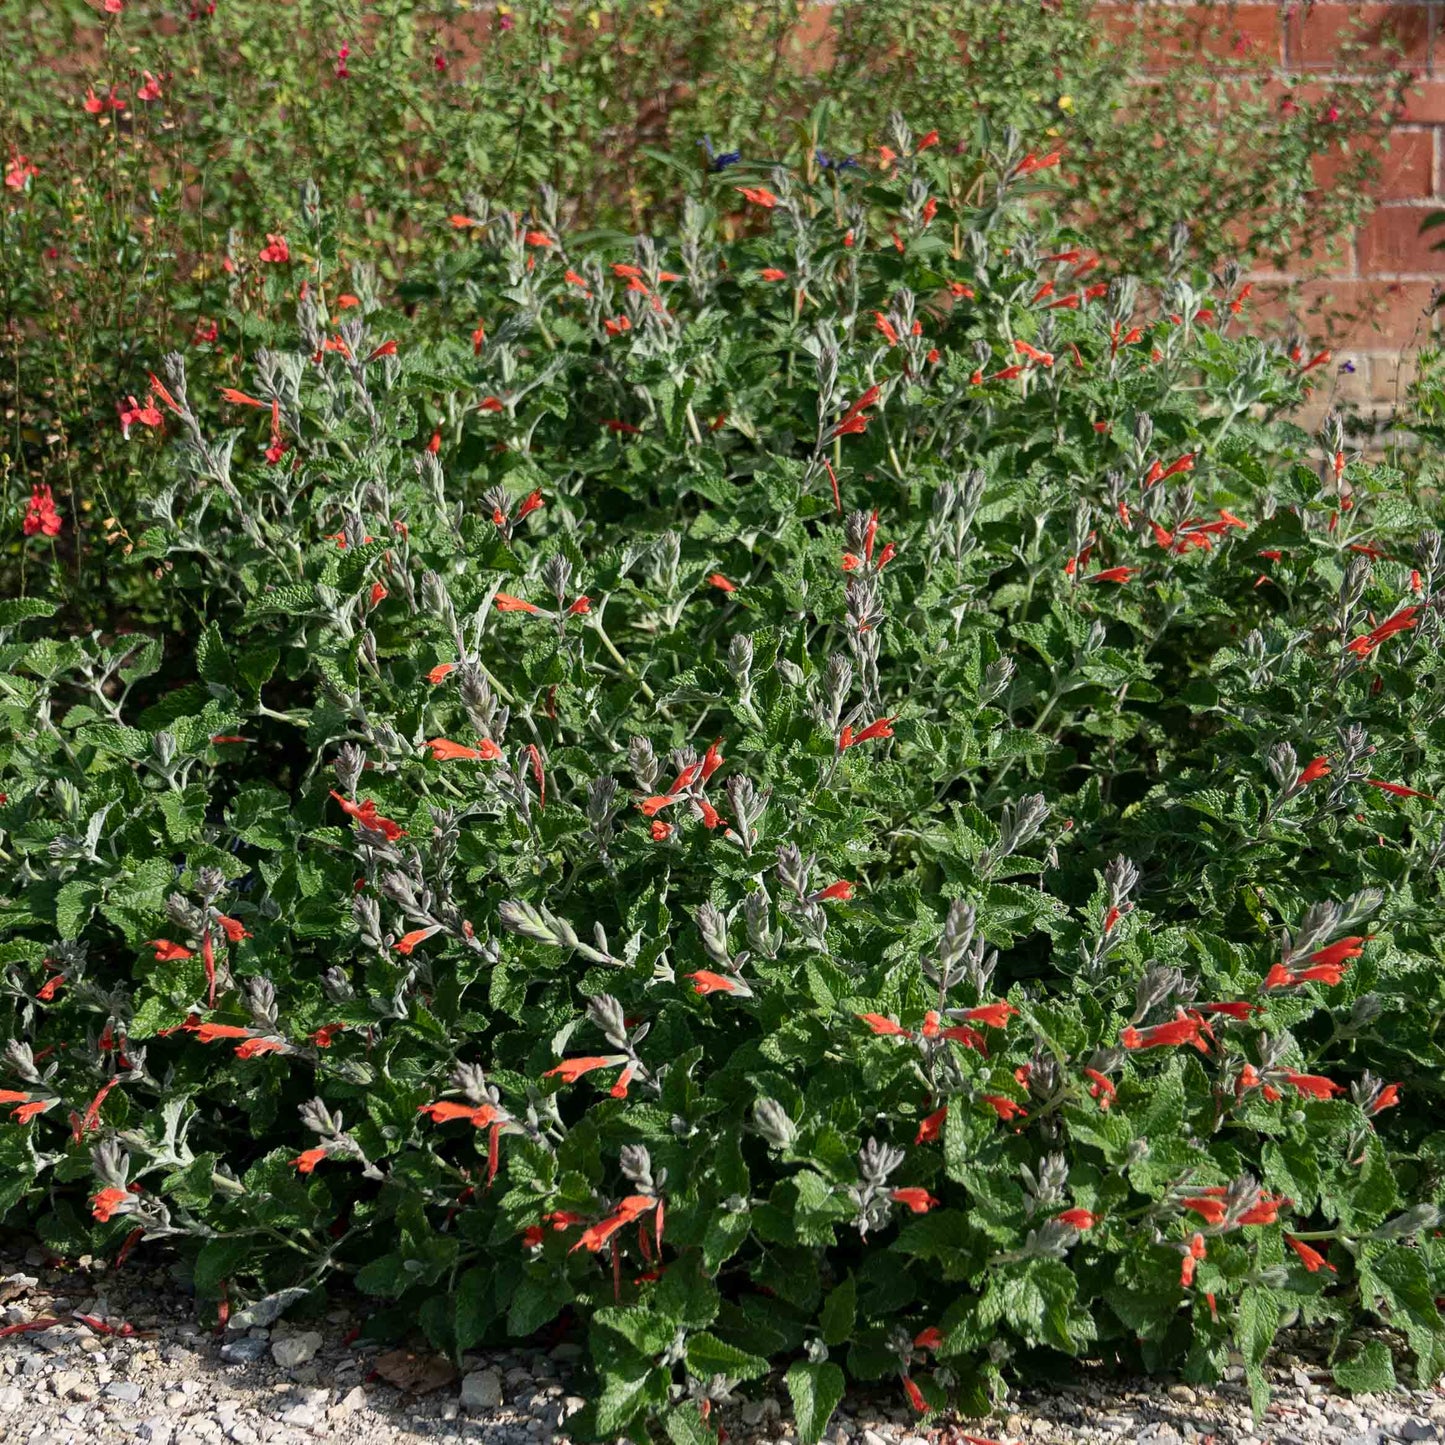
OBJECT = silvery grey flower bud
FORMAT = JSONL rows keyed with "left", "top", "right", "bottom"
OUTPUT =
{"left": 996, "top": 794, "right": 1049, "bottom": 859}
{"left": 3, "top": 1040, "right": 40, "bottom": 1083}
{"left": 1341, "top": 555, "right": 1371, "bottom": 609}
{"left": 744, "top": 888, "right": 781, "bottom": 959}
{"left": 753, "top": 1097, "right": 797, "bottom": 1151}
{"left": 587, "top": 994, "right": 629, "bottom": 1048}
{"left": 630, "top": 736, "right": 660, "bottom": 793}
{"left": 300, "top": 1097, "right": 343, "bottom": 1137}
{"left": 541, "top": 553, "right": 573, "bottom": 607}
{"left": 334, "top": 744, "right": 366, "bottom": 795}
{"left": 322, "top": 967, "right": 354, "bottom": 1002}
{"left": 726, "top": 631, "right": 755, "bottom": 680}
{"left": 500, "top": 899, "right": 579, "bottom": 950}
{"left": 1266, "top": 741, "right": 1297, "bottom": 788}
{"left": 244, "top": 977, "right": 278, "bottom": 1028}
{"left": 776, "top": 843, "right": 812, "bottom": 900}
{"left": 857, "top": 1137, "right": 905, "bottom": 1186}
{"left": 980, "top": 656, "right": 1015, "bottom": 705}
{"left": 776, "top": 658, "right": 805, "bottom": 687}
{"left": 620, "top": 1144, "right": 655, "bottom": 1192}
{"left": 696, "top": 902, "right": 731, "bottom": 968}
{"left": 1372, "top": 1204, "right": 1439, "bottom": 1240}
{"left": 449, "top": 1062, "right": 491, "bottom": 1104}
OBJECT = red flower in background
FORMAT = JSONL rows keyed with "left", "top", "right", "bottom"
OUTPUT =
{"left": 22, "top": 484, "right": 62, "bottom": 537}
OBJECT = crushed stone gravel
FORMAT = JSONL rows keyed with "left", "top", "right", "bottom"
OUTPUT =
{"left": 1, "top": 1246, "right": 1442, "bottom": 1445}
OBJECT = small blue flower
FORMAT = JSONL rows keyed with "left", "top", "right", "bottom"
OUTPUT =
{"left": 815, "top": 149, "right": 859, "bottom": 172}
{"left": 1338, "top": 360, "right": 1357, "bottom": 374}
{"left": 701, "top": 137, "right": 742, "bottom": 172}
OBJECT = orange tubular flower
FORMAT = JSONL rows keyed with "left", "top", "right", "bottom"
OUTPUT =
{"left": 1181, "top": 1196, "right": 1227, "bottom": 1226}
{"left": 1013, "top": 338, "right": 1054, "bottom": 367}
{"left": 494, "top": 592, "right": 543, "bottom": 615}
{"left": 290, "top": 1148, "right": 328, "bottom": 1174}
{"left": 428, "top": 662, "right": 456, "bottom": 684}
{"left": 959, "top": 1001, "right": 1018, "bottom": 1029}
{"left": 1280, "top": 1071, "right": 1343, "bottom": 1101}
{"left": 857, "top": 1013, "right": 911, "bottom": 1037}
{"left": 1085, "top": 1068, "right": 1116, "bottom": 1110}
{"left": 1296, "top": 756, "right": 1332, "bottom": 786}
{"left": 839, "top": 716, "right": 896, "bottom": 750}
{"left": 1305, "top": 935, "right": 1370, "bottom": 971}
{"left": 1180, "top": 1233, "right": 1207, "bottom": 1287}
{"left": 150, "top": 939, "right": 192, "bottom": 962}
{"left": 983, "top": 1094, "right": 1027, "bottom": 1122}
{"left": 1347, "top": 606, "right": 1419, "bottom": 657}
{"left": 418, "top": 1100, "right": 499, "bottom": 1128}
{"left": 758, "top": 267, "right": 788, "bottom": 282}
{"left": 913, "top": 1326, "right": 944, "bottom": 1352}
{"left": 220, "top": 388, "right": 267, "bottom": 409}
{"left": 688, "top": 971, "right": 745, "bottom": 996}
{"left": 1286, "top": 1235, "right": 1335, "bottom": 1273}
{"left": 902, "top": 1376, "right": 928, "bottom": 1414}
{"left": 915, "top": 1106, "right": 948, "bottom": 1144}
{"left": 425, "top": 737, "right": 500, "bottom": 762}
{"left": 1366, "top": 779, "right": 1434, "bottom": 799}
{"left": 1193, "top": 1000, "right": 1260, "bottom": 1020}
{"left": 1056, "top": 1208, "right": 1099, "bottom": 1230}
{"left": 1087, "top": 566, "right": 1137, "bottom": 584}
{"left": 571, "top": 1194, "right": 658, "bottom": 1253}
{"left": 216, "top": 915, "right": 250, "bottom": 943}
{"left": 234, "top": 1038, "right": 287, "bottom": 1059}
{"left": 544, "top": 1056, "right": 623, "bottom": 1084}
{"left": 813, "top": 881, "right": 855, "bottom": 903}
{"left": 1121, "top": 1017, "right": 1209, "bottom": 1052}
{"left": 735, "top": 186, "right": 777, "bottom": 208}
{"left": 394, "top": 928, "right": 439, "bottom": 956}
{"left": 708, "top": 573, "right": 737, "bottom": 593}
{"left": 91, "top": 1187, "right": 132, "bottom": 1222}
{"left": 891, "top": 1188, "right": 939, "bottom": 1214}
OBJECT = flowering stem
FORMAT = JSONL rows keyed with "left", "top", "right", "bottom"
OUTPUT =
{"left": 590, "top": 601, "right": 655, "bottom": 701}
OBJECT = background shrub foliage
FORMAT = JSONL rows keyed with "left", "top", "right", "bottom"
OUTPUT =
{"left": 0, "top": 0, "right": 1411, "bottom": 622}
{"left": 4, "top": 116, "right": 1445, "bottom": 1440}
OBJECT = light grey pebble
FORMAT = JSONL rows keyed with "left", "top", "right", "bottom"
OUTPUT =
{"left": 460, "top": 1368, "right": 504, "bottom": 1411}
{"left": 138, "top": 1417, "right": 175, "bottom": 1444}
{"left": 104, "top": 1380, "right": 144, "bottom": 1404}
{"left": 270, "top": 1332, "right": 322, "bottom": 1370}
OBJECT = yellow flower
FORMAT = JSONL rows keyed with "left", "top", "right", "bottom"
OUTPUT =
{"left": 587, "top": 8, "right": 600, "bottom": 26}
{"left": 1057, "top": 94, "right": 1074, "bottom": 113}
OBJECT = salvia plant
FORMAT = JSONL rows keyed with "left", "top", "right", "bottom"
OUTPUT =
{"left": 3, "top": 121, "right": 1445, "bottom": 1441}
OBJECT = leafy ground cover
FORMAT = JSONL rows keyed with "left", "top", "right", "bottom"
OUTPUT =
{"left": 3, "top": 92, "right": 1445, "bottom": 1445}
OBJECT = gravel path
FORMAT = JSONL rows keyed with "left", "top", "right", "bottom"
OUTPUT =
{"left": 2, "top": 1248, "right": 1442, "bottom": 1445}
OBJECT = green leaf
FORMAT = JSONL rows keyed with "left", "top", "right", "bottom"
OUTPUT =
{"left": 819, "top": 1275, "right": 856, "bottom": 1346}
{"left": 785, "top": 1360, "right": 845, "bottom": 1445}
{"left": 1332, "top": 1339, "right": 1396, "bottom": 1395}
{"left": 684, "top": 1332, "right": 769, "bottom": 1382}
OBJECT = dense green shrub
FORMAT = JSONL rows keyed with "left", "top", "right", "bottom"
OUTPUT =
{"left": 4, "top": 132, "right": 1445, "bottom": 1438}
{"left": 0, "top": 0, "right": 1410, "bottom": 623}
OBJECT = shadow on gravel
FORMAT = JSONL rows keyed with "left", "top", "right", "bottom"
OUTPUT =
{"left": 2, "top": 1247, "right": 1441, "bottom": 1445}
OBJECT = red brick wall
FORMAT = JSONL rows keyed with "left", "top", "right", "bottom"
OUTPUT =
{"left": 1127, "top": 2, "right": 1443, "bottom": 416}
